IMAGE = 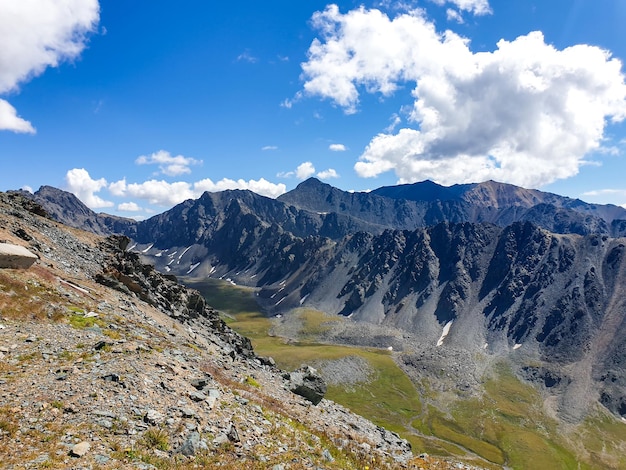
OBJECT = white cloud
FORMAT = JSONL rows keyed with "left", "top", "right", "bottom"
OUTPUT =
{"left": 108, "top": 178, "right": 127, "bottom": 196}
{"left": 262, "top": 145, "right": 278, "bottom": 151}
{"left": 118, "top": 202, "right": 142, "bottom": 212}
{"left": 0, "top": 99, "right": 35, "bottom": 133}
{"left": 302, "top": 6, "right": 626, "bottom": 188}
{"left": 237, "top": 50, "right": 258, "bottom": 63}
{"left": 65, "top": 168, "right": 113, "bottom": 209}
{"left": 194, "top": 178, "right": 286, "bottom": 199}
{"left": 109, "top": 176, "right": 287, "bottom": 207}
{"left": 317, "top": 168, "right": 340, "bottom": 179}
{"left": 385, "top": 113, "right": 402, "bottom": 133}
{"left": 446, "top": 8, "right": 464, "bottom": 24}
{"left": 580, "top": 188, "right": 626, "bottom": 207}
{"left": 279, "top": 161, "right": 337, "bottom": 181}
{"left": 111, "top": 179, "right": 195, "bottom": 206}
{"left": 295, "top": 162, "right": 316, "bottom": 180}
{"left": 581, "top": 189, "right": 626, "bottom": 198}
{"left": 135, "top": 150, "right": 202, "bottom": 177}
{"left": 329, "top": 143, "right": 347, "bottom": 151}
{"left": 0, "top": 0, "right": 99, "bottom": 132}
{"left": 430, "top": 0, "right": 491, "bottom": 16}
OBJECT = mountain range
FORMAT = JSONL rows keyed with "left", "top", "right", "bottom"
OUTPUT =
{"left": 26, "top": 178, "right": 626, "bottom": 423}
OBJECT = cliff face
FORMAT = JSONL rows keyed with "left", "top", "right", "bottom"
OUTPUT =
{"left": 28, "top": 180, "right": 626, "bottom": 422}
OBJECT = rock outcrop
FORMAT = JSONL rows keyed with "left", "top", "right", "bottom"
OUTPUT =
{"left": 284, "top": 365, "right": 327, "bottom": 405}
{"left": 0, "top": 242, "right": 38, "bottom": 268}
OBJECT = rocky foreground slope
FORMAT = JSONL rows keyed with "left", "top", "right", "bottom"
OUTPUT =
{"left": 0, "top": 191, "right": 488, "bottom": 469}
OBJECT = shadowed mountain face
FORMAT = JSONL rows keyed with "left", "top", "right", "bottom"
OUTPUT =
{"left": 30, "top": 179, "right": 626, "bottom": 421}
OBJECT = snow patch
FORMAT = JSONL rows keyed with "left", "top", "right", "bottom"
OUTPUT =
{"left": 275, "top": 297, "right": 285, "bottom": 306}
{"left": 299, "top": 294, "right": 309, "bottom": 305}
{"left": 187, "top": 262, "right": 200, "bottom": 274}
{"left": 178, "top": 246, "right": 191, "bottom": 260}
{"left": 513, "top": 343, "right": 522, "bottom": 350}
{"left": 128, "top": 243, "right": 137, "bottom": 251}
{"left": 59, "top": 279, "right": 90, "bottom": 294}
{"left": 164, "top": 266, "right": 171, "bottom": 272}
{"left": 436, "top": 321, "right": 453, "bottom": 347}
{"left": 141, "top": 243, "right": 154, "bottom": 253}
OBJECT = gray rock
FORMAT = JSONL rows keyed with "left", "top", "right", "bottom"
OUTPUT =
{"left": 213, "top": 433, "right": 229, "bottom": 446}
{"left": 189, "top": 390, "right": 207, "bottom": 402}
{"left": 144, "top": 409, "right": 163, "bottom": 426}
{"left": 190, "top": 376, "right": 211, "bottom": 390}
{"left": 70, "top": 441, "right": 90, "bottom": 457}
{"left": 0, "top": 243, "right": 37, "bottom": 269}
{"left": 176, "top": 431, "right": 207, "bottom": 456}
{"left": 285, "top": 365, "right": 327, "bottom": 405}
{"left": 226, "top": 423, "right": 240, "bottom": 443}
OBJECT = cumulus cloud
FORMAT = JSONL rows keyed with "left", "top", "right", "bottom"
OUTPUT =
{"left": 194, "top": 178, "right": 287, "bottom": 199}
{"left": 109, "top": 179, "right": 194, "bottom": 206}
{"left": 279, "top": 161, "right": 339, "bottom": 181}
{"left": 0, "top": 0, "right": 99, "bottom": 133}
{"left": 109, "top": 176, "right": 286, "bottom": 207}
{"left": 296, "top": 162, "right": 316, "bottom": 179}
{"left": 329, "top": 143, "right": 347, "bottom": 151}
{"left": 136, "top": 150, "right": 202, "bottom": 177}
{"left": 118, "top": 202, "right": 142, "bottom": 212}
{"left": 0, "top": 99, "right": 35, "bottom": 133}
{"left": 317, "top": 168, "right": 340, "bottom": 179}
{"left": 65, "top": 168, "right": 113, "bottom": 209}
{"left": 301, "top": 6, "right": 626, "bottom": 188}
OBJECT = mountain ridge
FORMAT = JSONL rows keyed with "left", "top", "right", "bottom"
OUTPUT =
{"left": 25, "top": 179, "right": 626, "bottom": 424}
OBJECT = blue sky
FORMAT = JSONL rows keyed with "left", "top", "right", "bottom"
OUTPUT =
{"left": 1, "top": 0, "right": 626, "bottom": 217}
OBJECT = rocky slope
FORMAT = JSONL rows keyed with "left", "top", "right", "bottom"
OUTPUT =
{"left": 2, "top": 190, "right": 497, "bottom": 469}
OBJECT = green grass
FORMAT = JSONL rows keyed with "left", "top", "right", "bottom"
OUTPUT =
{"left": 412, "top": 365, "right": 599, "bottom": 469}
{"left": 185, "top": 278, "right": 259, "bottom": 315}
{"left": 69, "top": 313, "right": 105, "bottom": 329}
{"left": 188, "top": 278, "right": 626, "bottom": 470}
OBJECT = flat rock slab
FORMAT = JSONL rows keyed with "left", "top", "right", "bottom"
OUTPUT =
{"left": 0, "top": 243, "right": 38, "bottom": 269}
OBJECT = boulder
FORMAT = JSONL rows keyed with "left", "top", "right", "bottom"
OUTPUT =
{"left": 285, "top": 365, "right": 327, "bottom": 405}
{"left": 0, "top": 243, "right": 37, "bottom": 269}
{"left": 70, "top": 441, "right": 91, "bottom": 457}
